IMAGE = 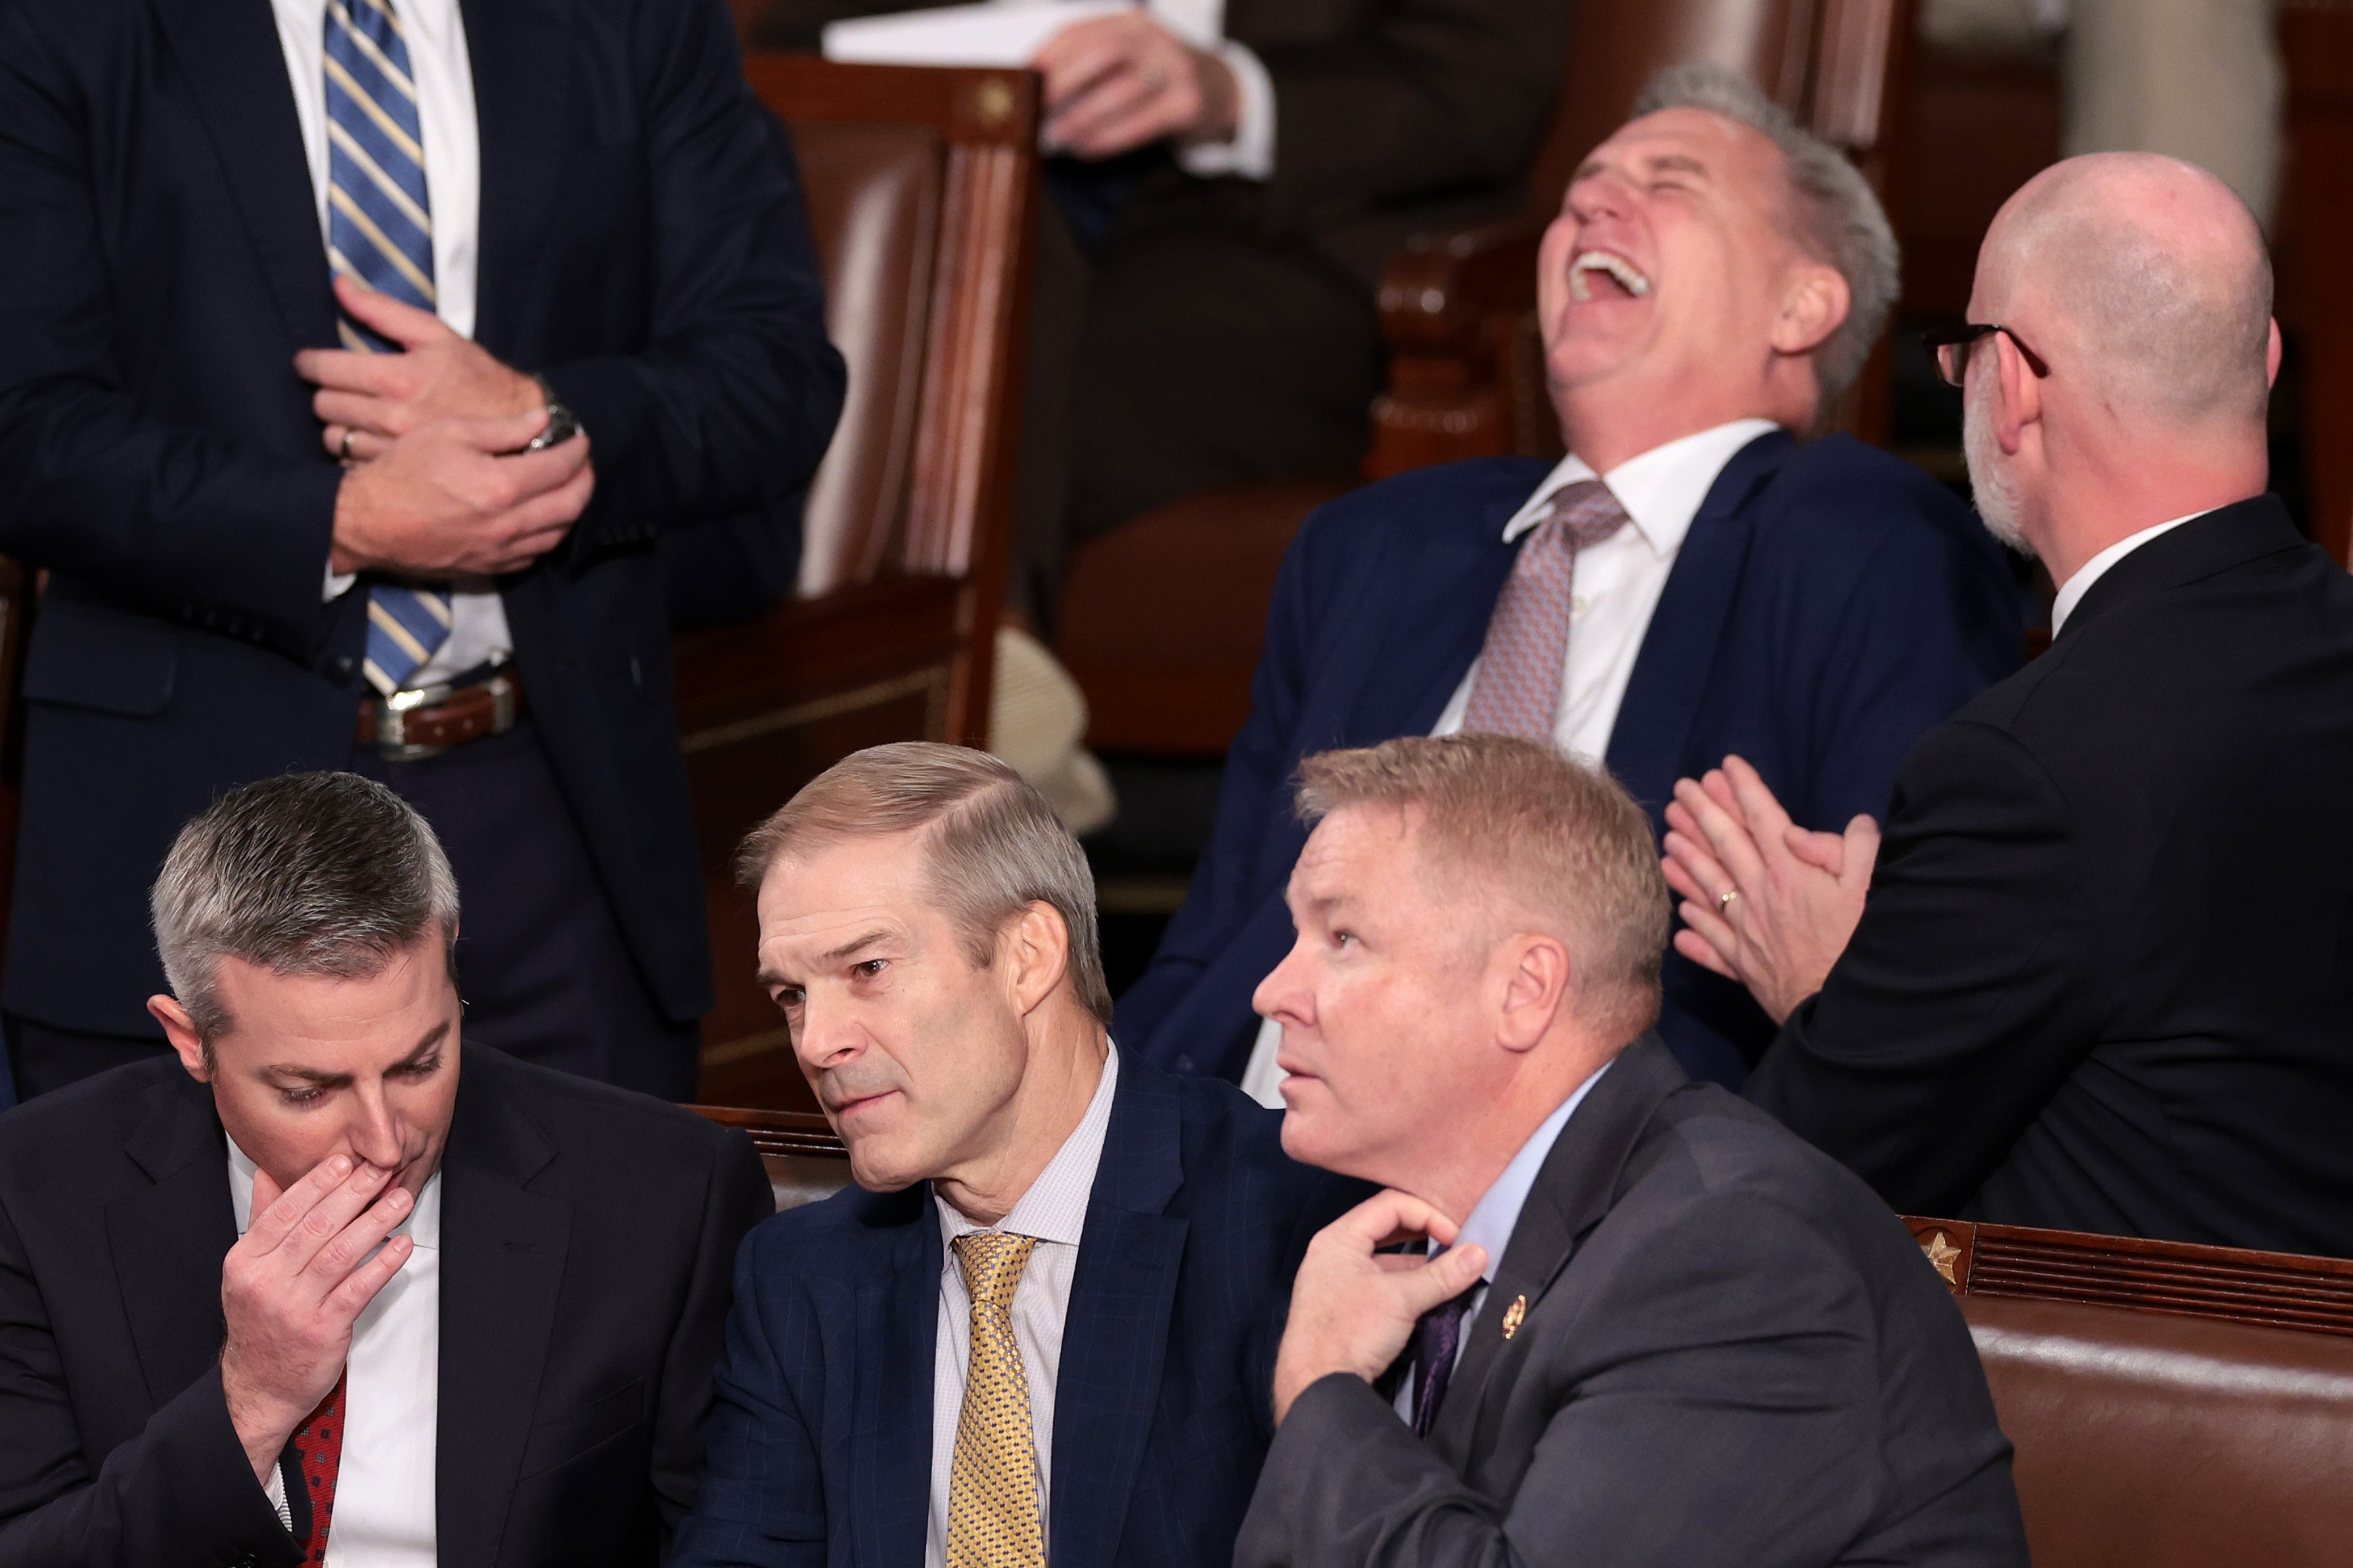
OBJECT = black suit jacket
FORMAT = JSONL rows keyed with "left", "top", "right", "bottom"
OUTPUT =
{"left": 755, "top": 0, "right": 1566, "bottom": 287}
{"left": 0, "top": 0, "right": 846, "bottom": 1037}
{"left": 1236, "top": 1037, "right": 2028, "bottom": 1568}
{"left": 0, "top": 1046, "right": 775, "bottom": 1567}
{"left": 1748, "top": 497, "right": 2353, "bottom": 1256}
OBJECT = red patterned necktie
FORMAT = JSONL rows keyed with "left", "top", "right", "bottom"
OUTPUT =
{"left": 1462, "top": 479, "right": 1632, "bottom": 739}
{"left": 292, "top": 1374, "right": 347, "bottom": 1565}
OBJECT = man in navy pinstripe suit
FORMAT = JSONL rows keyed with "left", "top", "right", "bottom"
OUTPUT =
{"left": 671, "top": 744, "right": 1361, "bottom": 1568}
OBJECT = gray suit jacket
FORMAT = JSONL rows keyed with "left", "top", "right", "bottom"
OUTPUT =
{"left": 1235, "top": 1036, "right": 2029, "bottom": 1568}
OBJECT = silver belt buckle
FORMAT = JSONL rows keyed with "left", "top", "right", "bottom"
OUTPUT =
{"left": 371, "top": 671, "right": 518, "bottom": 762}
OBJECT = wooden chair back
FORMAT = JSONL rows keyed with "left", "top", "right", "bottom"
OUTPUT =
{"left": 1904, "top": 1217, "right": 2353, "bottom": 1567}
{"left": 673, "top": 56, "right": 1037, "bottom": 1099}
{"left": 690, "top": 1104, "right": 855, "bottom": 1211}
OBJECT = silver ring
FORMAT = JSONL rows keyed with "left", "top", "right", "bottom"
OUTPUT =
{"left": 339, "top": 428, "right": 356, "bottom": 462}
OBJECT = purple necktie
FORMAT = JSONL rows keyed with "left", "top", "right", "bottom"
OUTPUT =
{"left": 1410, "top": 1284, "right": 1479, "bottom": 1439}
{"left": 1462, "top": 478, "right": 1632, "bottom": 739}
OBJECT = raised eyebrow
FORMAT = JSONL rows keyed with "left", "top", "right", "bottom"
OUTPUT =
{"left": 820, "top": 929, "right": 897, "bottom": 966}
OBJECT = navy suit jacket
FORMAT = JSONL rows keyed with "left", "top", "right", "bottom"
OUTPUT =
{"left": 669, "top": 1050, "right": 1364, "bottom": 1568}
{"left": 0, "top": 0, "right": 845, "bottom": 1035}
{"left": 1117, "top": 434, "right": 2023, "bottom": 1088}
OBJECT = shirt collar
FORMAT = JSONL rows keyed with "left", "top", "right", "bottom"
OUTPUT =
{"left": 935, "top": 1041, "right": 1119, "bottom": 1251}
{"left": 225, "top": 1135, "right": 443, "bottom": 1251}
{"left": 1449, "top": 1059, "right": 1612, "bottom": 1284}
{"left": 2049, "top": 508, "right": 2215, "bottom": 635}
{"left": 1500, "top": 419, "right": 1782, "bottom": 556}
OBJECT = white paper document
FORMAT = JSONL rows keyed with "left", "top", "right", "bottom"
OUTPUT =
{"left": 820, "top": 1, "right": 1134, "bottom": 67}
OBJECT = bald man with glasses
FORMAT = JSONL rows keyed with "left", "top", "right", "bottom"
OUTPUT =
{"left": 1663, "top": 153, "right": 2353, "bottom": 1259}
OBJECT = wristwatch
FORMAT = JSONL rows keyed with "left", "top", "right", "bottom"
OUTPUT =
{"left": 521, "top": 372, "right": 581, "bottom": 452}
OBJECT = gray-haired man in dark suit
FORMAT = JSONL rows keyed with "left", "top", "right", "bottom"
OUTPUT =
{"left": 1235, "top": 733, "right": 2028, "bottom": 1568}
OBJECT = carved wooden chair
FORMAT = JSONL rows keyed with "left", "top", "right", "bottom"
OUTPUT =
{"left": 1056, "top": 0, "right": 1917, "bottom": 758}
{"left": 677, "top": 55, "right": 1037, "bottom": 1100}
{"left": 1903, "top": 1215, "right": 2353, "bottom": 1567}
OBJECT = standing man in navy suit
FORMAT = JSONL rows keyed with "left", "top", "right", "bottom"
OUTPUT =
{"left": 671, "top": 744, "right": 1360, "bottom": 1568}
{"left": 1116, "top": 64, "right": 2023, "bottom": 1092}
{"left": 0, "top": 0, "right": 844, "bottom": 1101}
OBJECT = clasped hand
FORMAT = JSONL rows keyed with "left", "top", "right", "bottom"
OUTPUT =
{"left": 1659, "top": 755, "right": 1877, "bottom": 1023}
{"left": 1033, "top": 12, "right": 1239, "bottom": 160}
{"left": 220, "top": 1154, "right": 416, "bottom": 1485}
{"left": 1271, "top": 1190, "right": 1487, "bottom": 1426}
{"left": 296, "top": 275, "right": 592, "bottom": 579}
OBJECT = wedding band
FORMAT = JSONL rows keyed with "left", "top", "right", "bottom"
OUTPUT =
{"left": 1718, "top": 888, "right": 1740, "bottom": 911}
{"left": 339, "top": 429, "right": 355, "bottom": 462}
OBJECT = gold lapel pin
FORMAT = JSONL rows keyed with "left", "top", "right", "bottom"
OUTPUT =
{"left": 1500, "top": 1294, "right": 1527, "bottom": 1340}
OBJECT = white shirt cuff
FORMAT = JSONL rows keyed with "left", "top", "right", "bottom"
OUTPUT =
{"left": 325, "top": 563, "right": 357, "bottom": 602}
{"left": 1176, "top": 40, "right": 1274, "bottom": 181}
{"left": 265, "top": 1460, "right": 292, "bottom": 1532}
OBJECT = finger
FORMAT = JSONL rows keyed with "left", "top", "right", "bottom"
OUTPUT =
{"left": 325, "top": 1231, "right": 415, "bottom": 1320}
{"left": 243, "top": 1154, "right": 355, "bottom": 1253}
{"left": 1661, "top": 828, "right": 1734, "bottom": 903}
{"left": 296, "top": 346, "right": 403, "bottom": 396}
{"left": 1783, "top": 825, "right": 1846, "bottom": 874}
{"left": 1032, "top": 33, "right": 1132, "bottom": 112}
{"left": 450, "top": 407, "right": 552, "bottom": 455}
{"left": 499, "top": 455, "right": 594, "bottom": 531}
{"left": 1673, "top": 774, "right": 1771, "bottom": 894}
{"left": 1672, "top": 926, "right": 1741, "bottom": 979}
{"left": 1048, "top": 73, "right": 1167, "bottom": 154}
{"left": 1841, "top": 815, "right": 1881, "bottom": 887}
{"left": 1333, "top": 1188, "right": 1460, "bottom": 1251}
{"left": 312, "top": 388, "right": 399, "bottom": 434}
{"left": 334, "top": 273, "right": 450, "bottom": 349}
{"left": 272, "top": 1159, "right": 394, "bottom": 1274}
{"left": 1392, "top": 1243, "right": 1488, "bottom": 1317}
{"left": 1675, "top": 897, "right": 1747, "bottom": 975}
{"left": 1721, "top": 756, "right": 1799, "bottom": 860}
{"left": 302, "top": 1182, "right": 415, "bottom": 1288}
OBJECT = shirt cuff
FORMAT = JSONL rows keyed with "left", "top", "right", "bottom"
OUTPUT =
{"left": 265, "top": 1459, "right": 292, "bottom": 1533}
{"left": 324, "top": 563, "right": 357, "bottom": 602}
{"left": 1176, "top": 40, "right": 1274, "bottom": 181}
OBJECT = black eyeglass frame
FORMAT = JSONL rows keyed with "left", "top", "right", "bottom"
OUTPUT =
{"left": 1920, "top": 323, "right": 2051, "bottom": 388}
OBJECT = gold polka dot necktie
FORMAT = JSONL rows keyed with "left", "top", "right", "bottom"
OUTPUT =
{"left": 948, "top": 1232, "right": 1045, "bottom": 1568}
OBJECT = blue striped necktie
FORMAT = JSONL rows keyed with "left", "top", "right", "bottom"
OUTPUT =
{"left": 327, "top": 0, "right": 453, "bottom": 695}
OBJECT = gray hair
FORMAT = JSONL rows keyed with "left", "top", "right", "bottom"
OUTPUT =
{"left": 1634, "top": 62, "right": 1901, "bottom": 411}
{"left": 152, "top": 773, "right": 460, "bottom": 1040}
{"left": 736, "top": 743, "right": 1113, "bottom": 1024}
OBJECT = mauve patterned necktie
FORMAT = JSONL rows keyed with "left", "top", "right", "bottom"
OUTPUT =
{"left": 1462, "top": 478, "right": 1632, "bottom": 739}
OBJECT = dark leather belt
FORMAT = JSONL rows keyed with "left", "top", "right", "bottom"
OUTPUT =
{"left": 355, "top": 669, "right": 526, "bottom": 761}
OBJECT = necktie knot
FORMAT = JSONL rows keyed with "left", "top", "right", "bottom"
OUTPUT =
{"left": 1460, "top": 476, "right": 1632, "bottom": 741}
{"left": 953, "top": 1232, "right": 1037, "bottom": 1312}
{"left": 1531, "top": 478, "right": 1632, "bottom": 554}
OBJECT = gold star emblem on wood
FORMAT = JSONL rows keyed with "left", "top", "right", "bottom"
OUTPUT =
{"left": 1922, "top": 1230, "right": 1961, "bottom": 1287}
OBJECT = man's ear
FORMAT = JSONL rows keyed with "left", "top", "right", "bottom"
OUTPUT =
{"left": 1003, "top": 901, "right": 1073, "bottom": 1018}
{"left": 1992, "top": 330, "right": 2042, "bottom": 456}
{"left": 1768, "top": 262, "right": 1850, "bottom": 359}
{"left": 147, "top": 995, "right": 212, "bottom": 1081}
{"left": 1495, "top": 934, "right": 1574, "bottom": 1055}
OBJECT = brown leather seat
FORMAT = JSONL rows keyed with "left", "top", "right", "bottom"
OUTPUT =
{"left": 689, "top": 1104, "right": 858, "bottom": 1211}
{"left": 1906, "top": 1215, "right": 2353, "bottom": 1568}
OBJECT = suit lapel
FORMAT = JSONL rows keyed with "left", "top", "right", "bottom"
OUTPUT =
{"left": 1604, "top": 432, "right": 1793, "bottom": 824}
{"left": 106, "top": 1074, "right": 236, "bottom": 1412}
{"left": 434, "top": 1056, "right": 568, "bottom": 1568}
{"left": 850, "top": 1192, "right": 939, "bottom": 1568}
{"left": 1428, "top": 1037, "right": 1689, "bottom": 1468}
{"left": 1349, "top": 491, "right": 1527, "bottom": 746}
{"left": 148, "top": 0, "right": 334, "bottom": 352}
{"left": 460, "top": 0, "right": 570, "bottom": 353}
{"left": 1047, "top": 1058, "right": 1188, "bottom": 1568}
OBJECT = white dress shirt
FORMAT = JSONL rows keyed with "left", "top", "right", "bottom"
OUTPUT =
{"left": 1239, "top": 419, "right": 1781, "bottom": 1106}
{"left": 271, "top": 0, "right": 512, "bottom": 686}
{"left": 2048, "top": 508, "right": 2213, "bottom": 635}
{"left": 1391, "top": 1061, "right": 1608, "bottom": 1425}
{"left": 926, "top": 1044, "right": 1120, "bottom": 1568}
{"left": 1146, "top": 0, "right": 1276, "bottom": 181}
{"left": 229, "top": 1140, "right": 441, "bottom": 1568}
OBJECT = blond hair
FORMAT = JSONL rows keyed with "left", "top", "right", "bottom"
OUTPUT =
{"left": 736, "top": 743, "right": 1112, "bottom": 1023}
{"left": 1295, "top": 734, "right": 1669, "bottom": 1042}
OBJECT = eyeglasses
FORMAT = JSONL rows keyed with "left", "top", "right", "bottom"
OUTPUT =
{"left": 1920, "top": 323, "right": 2051, "bottom": 388}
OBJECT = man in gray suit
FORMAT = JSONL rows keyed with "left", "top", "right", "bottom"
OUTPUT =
{"left": 1236, "top": 733, "right": 2027, "bottom": 1568}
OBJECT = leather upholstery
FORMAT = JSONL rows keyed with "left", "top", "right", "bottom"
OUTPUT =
{"left": 788, "top": 119, "right": 942, "bottom": 596}
{"left": 1965, "top": 1294, "right": 2353, "bottom": 1568}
